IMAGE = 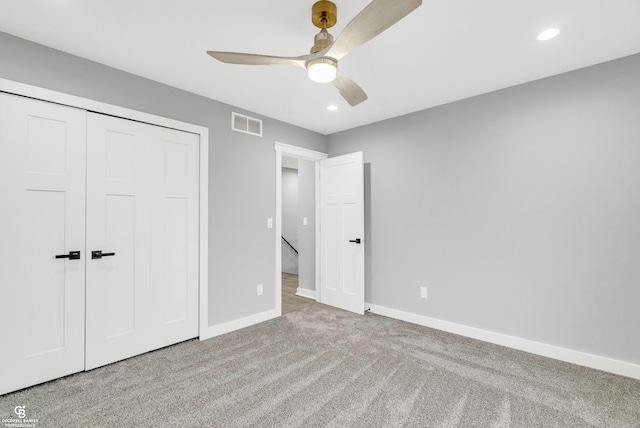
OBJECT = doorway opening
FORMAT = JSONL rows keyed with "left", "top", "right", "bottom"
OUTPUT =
{"left": 274, "top": 143, "right": 327, "bottom": 316}
{"left": 281, "top": 156, "right": 317, "bottom": 315}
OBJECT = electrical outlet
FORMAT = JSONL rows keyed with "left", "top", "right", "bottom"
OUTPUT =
{"left": 420, "top": 287, "right": 428, "bottom": 299}
{"left": 257, "top": 284, "right": 263, "bottom": 296}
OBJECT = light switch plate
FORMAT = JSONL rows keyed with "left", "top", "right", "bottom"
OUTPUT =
{"left": 267, "top": 218, "right": 273, "bottom": 229}
{"left": 303, "top": 217, "right": 308, "bottom": 226}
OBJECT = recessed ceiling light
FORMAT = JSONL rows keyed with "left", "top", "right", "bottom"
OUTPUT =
{"left": 537, "top": 28, "right": 560, "bottom": 41}
{"left": 326, "top": 105, "right": 338, "bottom": 111}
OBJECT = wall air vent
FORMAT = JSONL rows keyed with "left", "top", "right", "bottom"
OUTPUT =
{"left": 232, "top": 112, "right": 262, "bottom": 137}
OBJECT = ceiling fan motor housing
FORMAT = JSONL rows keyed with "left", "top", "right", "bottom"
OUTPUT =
{"left": 312, "top": 1, "right": 337, "bottom": 28}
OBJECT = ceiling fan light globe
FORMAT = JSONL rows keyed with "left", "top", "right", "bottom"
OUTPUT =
{"left": 307, "top": 58, "right": 337, "bottom": 83}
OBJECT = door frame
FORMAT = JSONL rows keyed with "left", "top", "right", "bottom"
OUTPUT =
{"left": 274, "top": 142, "right": 327, "bottom": 314}
{"left": 0, "top": 78, "right": 210, "bottom": 339}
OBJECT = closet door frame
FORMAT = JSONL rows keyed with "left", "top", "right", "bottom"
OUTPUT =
{"left": 0, "top": 78, "right": 210, "bottom": 340}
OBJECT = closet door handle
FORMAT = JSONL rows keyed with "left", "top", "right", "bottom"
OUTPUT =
{"left": 348, "top": 239, "right": 361, "bottom": 244}
{"left": 55, "top": 251, "right": 81, "bottom": 260}
{"left": 92, "top": 250, "right": 115, "bottom": 260}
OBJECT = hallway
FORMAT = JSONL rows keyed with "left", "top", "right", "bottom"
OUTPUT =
{"left": 281, "top": 273, "right": 316, "bottom": 315}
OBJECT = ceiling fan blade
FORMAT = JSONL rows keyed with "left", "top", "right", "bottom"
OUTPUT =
{"left": 326, "top": 0, "right": 422, "bottom": 60}
{"left": 333, "top": 73, "right": 368, "bottom": 106}
{"left": 207, "top": 51, "right": 318, "bottom": 68}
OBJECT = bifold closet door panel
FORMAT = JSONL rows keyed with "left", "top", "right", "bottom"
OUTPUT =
{"left": 146, "top": 124, "right": 200, "bottom": 351}
{"left": 85, "top": 114, "right": 152, "bottom": 370}
{"left": 0, "top": 94, "right": 87, "bottom": 394}
{"left": 85, "top": 113, "right": 199, "bottom": 370}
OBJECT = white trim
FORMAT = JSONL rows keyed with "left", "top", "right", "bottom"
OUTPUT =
{"left": 274, "top": 142, "right": 327, "bottom": 318}
{"left": 295, "top": 288, "right": 317, "bottom": 300}
{"left": 199, "top": 308, "right": 279, "bottom": 340}
{"left": 198, "top": 133, "right": 210, "bottom": 342}
{"left": 274, "top": 142, "right": 327, "bottom": 161}
{"left": 314, "top": 162, "right": 321, "bottom": 302}
{"left": 367, "top": 303, "right": 640, "bottom": 380}
{"left": 275, "top": 148, "right": 283, "bottom": 317}
{"left": 0, "top": 78, "right": 210, "bottom": 344}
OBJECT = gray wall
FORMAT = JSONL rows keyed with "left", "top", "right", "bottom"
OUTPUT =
{"left": 328, "top": 53, "right": 640, "bottom": 365}
{"left": 280, "top": 162, "right": 316, "bottom": 291}
{"left": 0, "top": 32, "right": 327, "bottom": 326}
{"left": 281, "top": 168, "right": 299, "bottom": 248}
{"left": 281, "top": 167, "right": 299, "bottom": 275}
{"left": 297, "top": 159, "right": 316, "bottom": 292}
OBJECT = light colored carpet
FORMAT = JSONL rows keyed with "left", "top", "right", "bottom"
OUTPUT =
{"left": 1, "top": 304, "right": 639, "bottom": 427}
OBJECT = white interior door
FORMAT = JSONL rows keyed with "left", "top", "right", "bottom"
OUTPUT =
{"left": 320, "top": 152, "right": 365, "bottom": 314}
{"left": 85, "top": 113, "right": 199, "bottom": 370}
{"left": 0, "top": 94, "right": 87, "bottom": 394}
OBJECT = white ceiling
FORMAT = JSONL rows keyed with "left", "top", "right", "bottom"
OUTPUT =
{"left": 1, "top": 0, "right": 640, "bottom": 135}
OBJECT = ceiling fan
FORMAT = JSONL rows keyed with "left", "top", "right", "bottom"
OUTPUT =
{"left": 207, "top": 0, "right": 422, "bottom": 107}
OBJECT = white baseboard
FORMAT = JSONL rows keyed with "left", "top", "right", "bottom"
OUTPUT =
{"left": 366, "top": 303, "right": 640, "bottom": 380}
{"left": 295, "top": 287, "right": 316, "bottom": 300}
{"left": 199, "top": 308, "right": 279, "bottom": 341}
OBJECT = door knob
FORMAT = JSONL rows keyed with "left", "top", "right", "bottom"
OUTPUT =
{"left": 55, "top": 251, "right": 81, "bottom": 260}
{"left": 348, "top": 239, "right": 362, "bottom": 244}
{"left": 92, "top": 250, "right": 116, "bottom": 260}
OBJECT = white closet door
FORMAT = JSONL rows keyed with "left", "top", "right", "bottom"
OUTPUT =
{"left": 147, "top": 125, "right": 200, "bottom": 350}
{"left": 0, "top": 94, "right": 87, "bottom": 394}
{"left": 85, "top": 113, "right": 199, "bottom": 370}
